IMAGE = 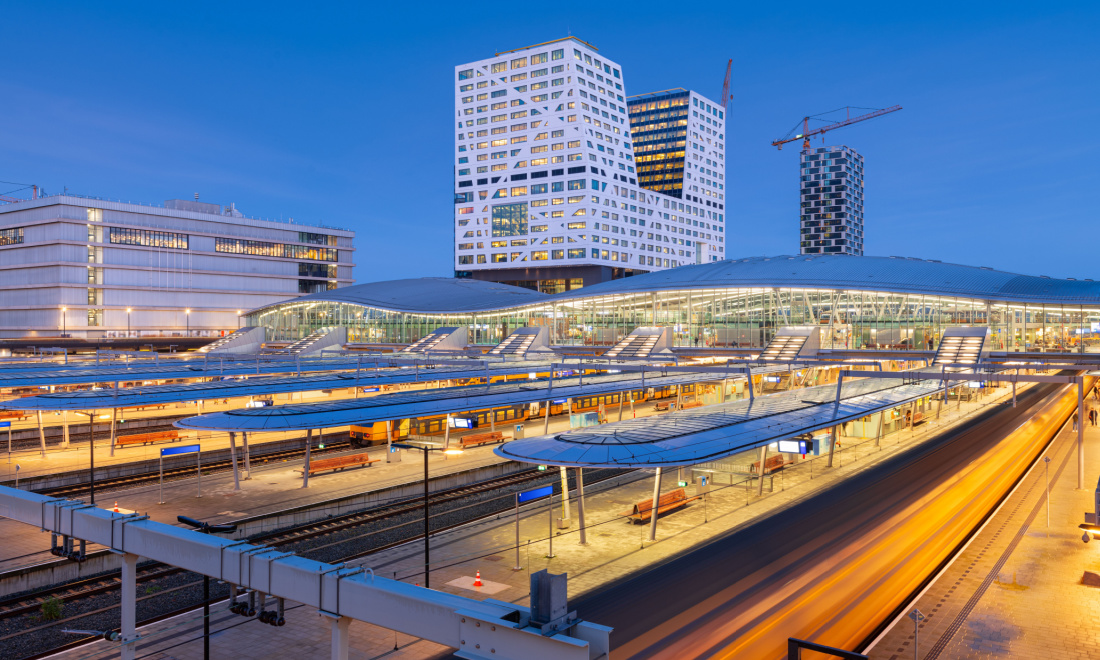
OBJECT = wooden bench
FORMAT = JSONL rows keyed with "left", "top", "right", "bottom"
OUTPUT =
{"left": 116, "top": 430, "right": 179, "bottom": 447}
{"left": 751, "top": 454, "right": 789, "bottom": 475}
{"left": 653, "top": 402, "right": 673, "bottom": 412}
{"left": 459, "top": 431, "right": 505, "bottom": 448}
{"left": 298, "top": 452, "right": 380, "bottom": 476}
{"left": 0, "top": 411, "right": 25, "bottom": 421}
{"left": 680, "top": 401, "right": 704, "bottom": 410}
{"left": 621, "top": 488, "right": 694, "bottom": 523}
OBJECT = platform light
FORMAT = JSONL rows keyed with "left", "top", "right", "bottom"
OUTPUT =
{"left": 443, "top": 448, "right": 465, "bottom": 455}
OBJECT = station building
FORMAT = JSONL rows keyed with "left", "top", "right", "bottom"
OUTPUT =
{"left": 246, "top": 254, "right": 1100, "bottom": 352}
{"left": 0, "top": 194, "right": 355, "bottom": 339}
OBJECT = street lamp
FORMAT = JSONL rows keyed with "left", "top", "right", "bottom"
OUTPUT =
{"left": 126, "top": 308, "right": 132, "bottom": 338}
{"left": 236, "top": 310, "right": 242, "bottom": 329}
{"left": 392, "top": 442, "right": 463, "bottom": 588}
{"left": 186, "top": 308, "right": 191, "bottom": 337}
{"left": 61, "top": 307, "right": 67, "bottom": 338}
{"left": 177, "top": 516, "right": 237, "bottom": 660}
{"left": 77, "top": 412, "right": 112, "bottom": 505}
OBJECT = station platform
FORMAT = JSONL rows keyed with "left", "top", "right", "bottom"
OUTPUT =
{"left": 0, "top": 400, "right": 676, "bottom": 573}
{"left": 36, "top": 381, "right": 1037, "bottom": 660}
{"left": 867, "top": 396, "right": 1100, "bottom": 659}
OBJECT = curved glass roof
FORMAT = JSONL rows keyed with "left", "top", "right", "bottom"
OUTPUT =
{"left": 250, "top": 256, "right": 1100, "bottom": 317}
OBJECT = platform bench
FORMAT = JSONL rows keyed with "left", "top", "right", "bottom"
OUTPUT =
{"left": 680, "top": 401, "right": 704, "bottom": 410}
{"left": 653, "top": 402, "right": 673, "bottom": 412}
{"left": 621, "top": 487, "right": 695, "bottom": 523}
{"left": 116, "top": 430, "right": 179, "bottom": 447}
{"left": 751, "top": 454, "right": 790, "bottom": 474}
{"left": 458, "top": 431, "right": 505, "bottom": 448}
{"left": 298, "top": 453, "right": 380, "bottom": 476}
{"left": 0, "top": 411, "right": 26, "bottom": 421}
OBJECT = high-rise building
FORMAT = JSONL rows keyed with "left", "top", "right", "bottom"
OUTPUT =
{"left": 799, "top": 146, "right": 864, "bottom": 255}
{"left": 453, "top": 37, "right": 726, "bottom": 292}
{"left": 0, "top": 194, "right": 355, "bottom": 338}
{"left": 627, "top": 88, "right": 727, "bottom": 263}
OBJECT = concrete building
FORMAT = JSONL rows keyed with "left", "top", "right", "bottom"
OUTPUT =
{"left": 627, "top": 88, "right": 727, "bottom": 263}
{"left": 0, "top": 194, "right": 355, "bottom": 338}
{"left": 453, "top": 37, "right": 726, "bottom": 293}
{"left": 799, "top": 145, "right": 864, "bottom": 255}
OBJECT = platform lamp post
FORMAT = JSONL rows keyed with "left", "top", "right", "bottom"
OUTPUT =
{"left": 237, "top": 310, "right": 242, "bottom": 329}
{"left": 126, "top": 308, "right": 131, "bottom": 338}
{"left": 177, "top": 516, "right": 237, "bottom": 660}
{"left": 185, "top": 309, "right": 191, "bottom": 337}
{"left": 76, "top": 411, "right": 112, "bottom": 505}
{"left": 392, "top": 442, "right": 464, "bottom": 588}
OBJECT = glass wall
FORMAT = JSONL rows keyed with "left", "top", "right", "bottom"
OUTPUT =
{"left": 247, "top": 288, "right": 1100, "bottom": 352}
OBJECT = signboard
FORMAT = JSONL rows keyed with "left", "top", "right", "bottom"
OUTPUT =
{"left": 0, "top": 422, "right": 9, "bottom": 428}
{"left": 777, "top": 439, "right": 810, "bottom": 454}
{"left": 517, "top": 485, "right": 553, "bottom": 504}
{"left": 449, "top": 416, "right": 476, "bottom": 429}
{"left": 160, "top": 444, "right": 201, "bottom": 457}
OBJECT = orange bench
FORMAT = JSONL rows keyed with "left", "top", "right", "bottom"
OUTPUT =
{"left": 680, "top": 401, "right": 704, "bottom": 410}
{"left": 0, "top": 411, "right": 25, "bottom": 421}
{"left": 459, "top": 431, "right": 505, "bottom": 448}
{"left": 621, "top": 488, "right": 694, "bottom": 523}
{"left": 299, "top": 452, "right": 380, "bottom": 476}
{"left": 116, "top": 430, "right": 179, "bottom": 447}
{"left": 653, "top": 402, "right": 673, "bottom": 412}
{"left": 751, "top": 454, "right": 789, "bottom": 475}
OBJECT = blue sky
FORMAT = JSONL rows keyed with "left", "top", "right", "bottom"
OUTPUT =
{"left": 3, "top": 1, "right": 1097, "bottom": 280}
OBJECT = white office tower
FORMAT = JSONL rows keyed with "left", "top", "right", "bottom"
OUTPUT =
{"left": 799, "top": 145, "right": 864, "bottom": 255}
{"left": 0, "top": 194, "right": 355, "bottom": 338}
{"left": 453, "top": 37, "right": 725, "bottom": 293}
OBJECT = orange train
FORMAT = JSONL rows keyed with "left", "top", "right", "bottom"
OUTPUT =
{"left": 349, "top": 382, "right": 704, "bottom": 447}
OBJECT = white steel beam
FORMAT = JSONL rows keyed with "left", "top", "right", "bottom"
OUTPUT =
{"left": 0, "top": 486, "right": 610, "bottom": 660}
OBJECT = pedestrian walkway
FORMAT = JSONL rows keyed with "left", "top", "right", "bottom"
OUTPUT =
{"left": 867, "top": 397, "right": 1100, "bottom": 659}
{"left": 35, "top": 382, "right": 1030, "bottom": 660}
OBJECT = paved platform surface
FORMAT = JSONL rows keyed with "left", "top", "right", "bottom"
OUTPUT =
{"left": 36, "top": 384, "right": 1033, "bottom": 660}
{"left": 868, "top": 393, "right": 1100, "bottom": 659}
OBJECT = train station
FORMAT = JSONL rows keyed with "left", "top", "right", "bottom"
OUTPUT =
{"left": 0, "top": 255, "right": 1099, "bottom": 660}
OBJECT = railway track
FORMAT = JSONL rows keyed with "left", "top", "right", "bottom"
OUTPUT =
{"left": 33, "top": 435, "right": 352, "bottom": 498}
{"left": 0, "top": 463, "right": 621, "bottom": 658}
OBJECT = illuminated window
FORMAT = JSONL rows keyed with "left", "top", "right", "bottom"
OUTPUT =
{"left": 492, "top": 202, "right": 529, "bottom": 237}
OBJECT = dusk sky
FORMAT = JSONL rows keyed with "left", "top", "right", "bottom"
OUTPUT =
{"left": 4, "top": 2, "right": 1097, "bottom": 280}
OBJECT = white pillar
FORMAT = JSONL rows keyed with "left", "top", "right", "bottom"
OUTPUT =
{"left": 559, "top": 466, "right": 571, "bottom": 522}
{"left": 228, "top": 432, "right": 241, "bottom": 491}
{"left": 826, "top": 426, "right": 837, "bottom": 468}
{"left": 330, "top": 615, "right": 350, "bottom": 660}
{"left": 489, "top": 407, "right": 496, "bottom": 432}
{"left": 109, "top": 407, "right": 118, "bottom": 457}
{"left": 543, "top": 400, "right": 550, "bottom": 434}
{"left": 241, "top": 431, "right": 252, "bottom": 480}
{"left": 1079, "top": 379, "right": 1086, "bottom": 490}
{"left": 302, "top": 429, "right": 313, "bottom": 489}
{"left": 618, "top": 392, "right": 625, "bottom": 421}
{"left": 36, "top": 410, "right": 45, "bottom": 458}
{"left": 120, "top": 552, "right": 138, "bottom": 660}
{"left": 385, "top": 420, "right": 393, "bottom": 463}
{"left": 61, "top": 411, "right": 70, "bottom": 449}
{"left": 756, "top": 444, "right": 769, "bottom": 496}
{"left": 647, "top": 467, "right": 662, "bottom": 542}
{"left": 576, "top": 467, "right": 587, "bottom": 545}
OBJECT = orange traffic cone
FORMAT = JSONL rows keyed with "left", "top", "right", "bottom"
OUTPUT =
{"left": 474, "top": 570, "right": 483, "bottom": 587}
{"left": 113, "top": 502, "right": 119, "bottom": 513}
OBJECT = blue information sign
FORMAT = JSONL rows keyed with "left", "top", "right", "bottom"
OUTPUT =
{"left": 517, "top": 484, "right": 553, "bottom": 503}
{"left": 160, "top": 444, "right": 201, "bottom": 457}
{"left": 0, "top": 422, "right": 10, "bottom": 428}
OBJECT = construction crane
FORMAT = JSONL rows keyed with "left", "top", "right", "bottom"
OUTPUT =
{"left": 772, "top": 105, "right": 902, "bottom": 151}
{"left": 719, "top": 58, "right": 733, "bottom": 114}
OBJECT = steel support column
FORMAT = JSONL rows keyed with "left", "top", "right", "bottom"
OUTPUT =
{"left": 827, "top": 426, "right": 837, "bottom": 468}
{"left": 36, "top": 410, "right": 45, "bottom": 458}
{"left": 241, "top": 432, "right": 252, "bottom": 480}
{"left": 330, "top": 614, "right": 351, "bottom": 660}
{"left": 576, "top": 467, "right": 587, "bottom": 545}
{"left": 303, "top": 429, "right": 313, "bottom": 489}
{"left": 559, "top": 466, "right": 571, "bottom": 523}
{"left": 61, "top": 411, "right": 70, "bottom": 449}
{"left": 647, "top": 467, "right": 662, "bottom": 542}
{"left": 757, "top": 444, "right": 769, "bottom": 496}
{"left": 120, "top": 552, "right": 138, "bottom": 660}
{"left": 228, "top": 432, "right": 241, "bottom": 491}
{"left": 1079, "top": 379, "right": 1085, "bottom": 490}
{"left": 109, "top": 408, "right": 118, "bottom": 457}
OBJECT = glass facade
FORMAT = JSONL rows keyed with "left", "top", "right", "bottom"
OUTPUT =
{"left": 491, "top": 203, "right": 528, "bottom": 237}
{"left": 215, "top": 237, "right": 337, "bottom": 261}
{"left": 248, "top": 287, "right": 1100, "bottom": 352}
{"left": 109, "top": 227, "right": 189, "bottom": 250}
{"left": 627, "top": 91, "right": 690, "bottom": 198}
{"left": 0, "top": 227, "right": 24, "bottom": 246}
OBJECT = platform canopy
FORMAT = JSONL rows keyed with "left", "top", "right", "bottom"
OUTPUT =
{"left": 174, "top": 369, "right": 757, "bottom": 433}
{"left": 494, "top": 375, "right": 945, "bottom": 468}
{"left": 0, "top": 360, "right": 556, "bottom": 411}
